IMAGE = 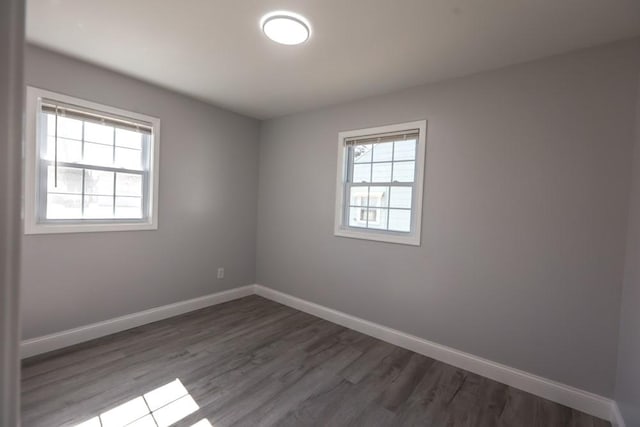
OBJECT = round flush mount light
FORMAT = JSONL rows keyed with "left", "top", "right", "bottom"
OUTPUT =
{"left": 261, "top": 11, "right": 310, "bottom": 45}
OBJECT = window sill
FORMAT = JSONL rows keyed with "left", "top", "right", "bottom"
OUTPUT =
{"left": 24, "top": 220, "right": 158, "bottom": 235}
{"left": 334, "top": 227, "right": 420, "bottom": 246}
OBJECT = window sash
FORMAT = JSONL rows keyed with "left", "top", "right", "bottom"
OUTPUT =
{"left": 343, "top": 182, "right": 416, "bottom": 231}
{"left": 342, "top": 136, "right": 418, "bottom": 233}
{"left": 36, "top": 111, "right": 152, "bottom": 223}
{"left": 37, "top": 160, "right": 149, "bottom": 223}
{"left": 346, "top": 144, "right": 417, "bottom": 183}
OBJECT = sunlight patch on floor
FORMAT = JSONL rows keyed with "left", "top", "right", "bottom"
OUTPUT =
{"left": 73, "top": 379, "right": 211, "bottom": 427}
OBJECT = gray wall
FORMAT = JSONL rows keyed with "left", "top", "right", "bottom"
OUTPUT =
{"left": 1, "top": 0, "right": 24, "bottom": 425}
{"left": 256, "top": 38, "right": 640, "bottom": 397}
{"left": 21, "top": 45, "right": 260, "bottom": 339}
{"left": 616, "top": 76, "right": 640, "bottom": 426}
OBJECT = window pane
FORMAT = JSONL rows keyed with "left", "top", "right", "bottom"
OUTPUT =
{"left": 47, "top": 166, "right": 83, "bottom": 194}
{"left": 349, "top": 186, "right": 369, "bottom": 206}
{"left": 358, "top": 207, "right": 381, "bottom": 224}
{"left": 84, "top": 141, "right": 114, "bottom": 166}
{"left": 55, "top": 116, "right": 83, "bottom": 140}
{"left": 367, "top": 208, "right": 388, "bottom": 230}
{"left": 84, "top": 122, "right": 114, "bottom": 145}
{"left": 352, "top": 163, "right": 371, "bottom": 183}
{"left": 84, "top": 195, "right": 114, "bottom": 218}
{"left": 348, "top": 206, "right": 367, "bottom": 228}
{"left": 372, "top": 142, "right": 393, "bottom": 162}
{"left": 45, "top": 113, "right": 56, "bottom": 136}
{"left": 368, "top": 186, "right": 389, "bottom": 208}
{"left": 115, "top": 147, "right": 143, "bottom": 170}
{"left": 116, "top": 128, "right": 143, "bottom": 149}
{"left": 115, "top": 196, "right": 142, "bottom": 219}
{"left": 371, "top": 162, "right": 392, "bottom": 182}
{"left": 389, "top": 209, "right": 411, "bottom": 232}
{"left": 394, "top": 139, "right": 416, "bottom": 161}
{"left": 359, "top": 208, "right": 370, "bottom": 222}
{"left": 85, "top": 170, "right": 114, "bottom": 195}
{"left": 353, "top": 145, "right": 372, "bottom": 163}
{"left": 392, "top": 161, "right": 415, "bottom": 182}
{"left": 116, "top": 173, "right": 142, "bottom": 197}
{"left": 46, "top": 137, "right": 82, "bottom": 163}
{"left": 47, "top": 194, "right": 82, "bottom": 219}
{"left": 389, "top": 187, "right": 412, "bottom": 208}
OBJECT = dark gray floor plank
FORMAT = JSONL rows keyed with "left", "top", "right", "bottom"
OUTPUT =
{"left": 22, "top": 303, "right": 301, "bottom": 423}
{"left": 394, "top": 361, "right": 469, "bottom": 425}
{"left": 379, "top": 352, "right": 435, "bottom": 412}
{"left": 21, "top": 295, "right": 611, "bottom": 427}
{"left": 271, "top": 379, "right": 354, "bottom": 426}
{"left": 22, "top": 296, "right": 285, "bottom": 392}
{"left": 351, "top": 401, "right": 398, "bottom": 426}
{"left": 22, "top": 295, "right": 269, "bottom": 376}
{"left": 174, "top": 322, "right": 356, "bottom": 427}
{"left": 338, "top": 339, "right": 397, "bottom": 384}
{"left": 472, "top": 377, "right": 510, "bottom": 426}
{"left": 320, "top": 347, "right": 414, "bottom": 426}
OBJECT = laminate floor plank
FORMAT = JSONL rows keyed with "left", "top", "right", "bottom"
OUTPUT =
{"left": 394, "top": 361, "right": 469, "bottom": 425}
{"left": 339, "top": 340, "right": 397, "bottom": 384}
{"left": 22, "top": 296, "right": 283, "bottom": 390}
{"left": 171, "top": 321, "right": 351, "bottom": 426}
{"left": 379, "top": 352, "right": 435, "bottom": 412}
{"left": 270, "top": 379, "right": 354, "bottom": 426}
{"left": 320, "top": 348, "right": 414, "bottom": 426}
{"left": 23, "top": 299, "right": 299, "bottom": 425}
{"left": 22, "top": 295, "right": 269, "bottom": 376}
{"left": 207, "top": 340, "right": 364, "bottom": 426}
{"left": 470, "top": 377, "right": 509, "bottom": 427}
{"left": 351, "top": 402, "right": 398, "bottom": 427}
{"left": 22, "top": 304, "right": 298, "bottom": 417}
{"left": 21, "top": 295, "right": 611, "bottom": 427}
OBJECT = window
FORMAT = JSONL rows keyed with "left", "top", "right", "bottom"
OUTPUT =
{"left": 334, "top": 120, "right": 426, "bottom": 245}
{"left": 25, "top": 87, "right": 160, "bottom": 234}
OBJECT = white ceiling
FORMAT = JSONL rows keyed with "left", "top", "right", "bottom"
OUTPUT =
{"left": 27, "top": 0, "right": 640, "bottom": 119}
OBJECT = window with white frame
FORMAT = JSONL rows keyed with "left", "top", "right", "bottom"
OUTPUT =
{"left": 25, "top": 87, "right": 160, "bottom": 234}
{"left": 334, "top": 120, "right": 426, "bottom": 245}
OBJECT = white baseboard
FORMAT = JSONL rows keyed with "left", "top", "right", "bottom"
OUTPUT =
{"left": 21, "top": 283, "right": 621, "bottom": 425}
{"left": 20, "top": 285, "right": 254, "bottom": 359}
{"left": 253, "top": 284, "right": 616, "bottom": 423}
{"left": 611, "top": 401, "right": 627, "bottom": 427}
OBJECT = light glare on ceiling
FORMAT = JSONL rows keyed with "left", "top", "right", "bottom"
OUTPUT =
{"left": 261, "top": 11, "right": 310, "bottom": 45}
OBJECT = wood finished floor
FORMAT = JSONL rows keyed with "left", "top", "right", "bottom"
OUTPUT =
{"left": 22, "top": 295, "right": 610, "bottom": 427}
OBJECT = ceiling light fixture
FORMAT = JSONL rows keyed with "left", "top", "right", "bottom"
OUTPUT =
{"left": 260, "top": 11, "right": 310, "bottom": 45}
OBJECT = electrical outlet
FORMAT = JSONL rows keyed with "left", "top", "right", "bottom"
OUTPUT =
{"left": 217, "top": 268, "right": 224, "bottom": 279}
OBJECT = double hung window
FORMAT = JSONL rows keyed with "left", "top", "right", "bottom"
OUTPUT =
{"left": 25, "top": 87, "right": 160, "bottom": 234}
{"left": 334, "top": 120, "right": 426, "bottom": 245}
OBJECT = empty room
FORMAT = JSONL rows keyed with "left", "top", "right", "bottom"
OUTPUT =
{"left": 2, "top": 0, "right": 640, "bottom": 426}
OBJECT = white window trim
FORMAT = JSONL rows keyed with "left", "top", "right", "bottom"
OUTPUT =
{"left": 24, "top": 86, "right": 160, "bottom": 234}
{"left": 334, "top": 120, "right": 427, "bottom": 246}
